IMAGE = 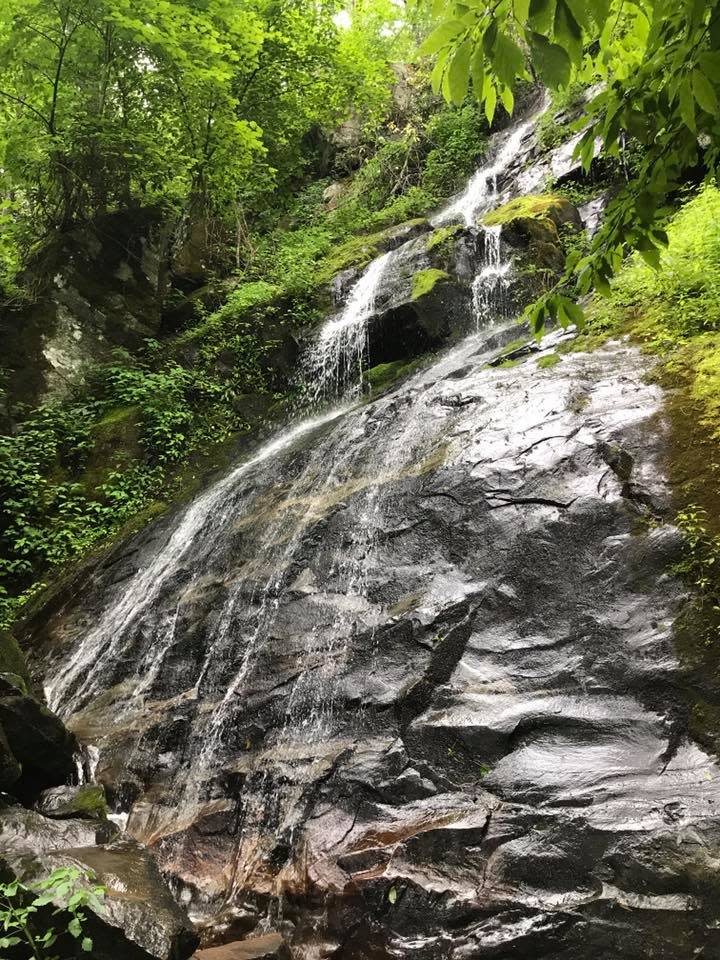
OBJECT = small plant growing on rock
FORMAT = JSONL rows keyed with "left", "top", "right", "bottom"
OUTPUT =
{"left": 0, "top": 867, "right": 105, "bottom": 959}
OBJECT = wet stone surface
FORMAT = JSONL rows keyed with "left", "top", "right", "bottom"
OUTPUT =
{"left": 25, "top": 323, "right": 720, "bottom": 957}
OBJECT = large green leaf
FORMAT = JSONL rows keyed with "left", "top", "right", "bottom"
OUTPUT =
{"left": 692, "top": 68, "right": 719, "bottom": 113}
{"left": 418, "top": 19, "right": 465, "bottom": 57}
{"left": 447, "top": 38, "right": 472, "bottom": 105}
{"left": 528, "top": 0, "right": 555, "bottom": 33}
{"left": 553, "top": 0, "right": 582, "bottom": 64}
{"left": 492, "top": 32, "right": 525, "bottom": 87}
{"left": 528, "top": 31, "right": 571, "bottom": 87}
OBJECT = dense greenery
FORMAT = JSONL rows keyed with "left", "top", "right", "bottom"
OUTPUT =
{"left": 420, "top": 0, "right": 720, "bottom": 332}
{"left": 0, "top": 0, "right": 411, "bottom": 279}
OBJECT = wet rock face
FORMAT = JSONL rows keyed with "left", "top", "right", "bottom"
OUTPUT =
{"left": 26, "top": 324, "right": 720, "bottom": 956}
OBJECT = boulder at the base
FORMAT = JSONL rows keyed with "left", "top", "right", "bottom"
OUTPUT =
{"left": 4, "top": 822, "right": 198, "bottom": 960}
{"left": 0, "top": 629, "right": 78, "bottom": 800}
{"left": 195, "top": 934, "right": 290, "bottom": 959}
{"left": 35, "top": 784, "right": 109, "bottom": 821}
{"left": 0, "top": 690, "right": 78, "bottom": 799}
{"left": 0, "top": 797, "right": 116, "bottom": 852}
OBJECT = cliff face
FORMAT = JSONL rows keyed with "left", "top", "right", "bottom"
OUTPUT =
{"left": 27, "top": 312, "right": 720, "bottom": 958}
{"left": 0, "top": 208, "right": 172, "bottom": 427}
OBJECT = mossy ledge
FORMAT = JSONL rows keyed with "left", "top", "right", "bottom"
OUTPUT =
{"left": 411, "top": 268, "right": 452, "bottom": 301}
{"left": 482, "top": 193, "right": 579, "bottom": 230}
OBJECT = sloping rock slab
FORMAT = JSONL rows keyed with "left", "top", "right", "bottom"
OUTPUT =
{"left": 195, "top": 933, "right": 289, "bottom": 959}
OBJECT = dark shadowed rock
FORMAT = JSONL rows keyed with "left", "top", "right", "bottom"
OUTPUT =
{"left": 0, "top": 693, "right": 78, "bottom": 799}
{"left": 0, "top": 722, "right": 21, "bottom": 791}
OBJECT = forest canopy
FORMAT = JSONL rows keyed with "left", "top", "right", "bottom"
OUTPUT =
{"left": 0, "top": 0, "right": 411, "bottom": 272}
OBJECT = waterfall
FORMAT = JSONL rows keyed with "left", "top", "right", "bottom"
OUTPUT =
{"left": 432, "top": 114, "right": 537, "bottom": 228}
{"left": 472, "top": 225, "right": 512, "bottom": 327}
{"left": 302, "top": 251, "right": 392, "bottom": 403}
{"left": 46, "top": 404, "right": 351, "bottom": 715}
{"left": 47, "top": 100, "right": 569, "bottom": 927}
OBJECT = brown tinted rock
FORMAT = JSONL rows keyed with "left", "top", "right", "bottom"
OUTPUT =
{"left": 196, "top": 933, "right": 289, "bottom": 959}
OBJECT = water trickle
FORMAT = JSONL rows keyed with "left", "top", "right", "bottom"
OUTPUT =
{"left": 472, "top": 225, "right": 512, "bottom": 328}
{"left": 433, "top": 115, "right": 537, "bottom": 228}
{"left": 46, "top": 403, "right": 351, "bottom": 716}
{"left": 302, "top": 251, "right": 392, "bottom": 403}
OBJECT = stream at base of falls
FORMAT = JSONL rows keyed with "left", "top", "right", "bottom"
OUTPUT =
{"left": 33, "top": 99, "right": 720, "bottom": 958}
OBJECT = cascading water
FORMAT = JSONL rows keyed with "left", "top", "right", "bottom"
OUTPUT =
{"left": 42, "top": 102, "right": 720, "bottom": 959}
{"left": 301, "top": 251, "right": 393, "bottom": 403}
{"left": 432, "top": 113, "right": 538, "bottom": 228}
{"left": 471, "top": 224, "right": 512, "bottom": 327}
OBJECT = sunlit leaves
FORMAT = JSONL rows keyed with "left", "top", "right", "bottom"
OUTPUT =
{"left": 417, "top": 0, "right": 720, "bottom": 334}
{"left": 528, "top": 32, "right": 571, "bottom": 87}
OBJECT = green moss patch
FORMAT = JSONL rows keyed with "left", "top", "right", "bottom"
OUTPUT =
{"left": 0, "top": 630, "right": 32, "bottom": 694}
{"left": 537, "top": 352, "right": 561, "bottom": 369}
{"left": 425, "top": 223, "right": 463, "bottom": 257}
{"left": 411, "top": 268, "right": 451, "bottom": 301}
{"left": 482, "top": 194, "right": 573, "bottom": 228}
{"left": 365, "top": 356, "right": 427, "bottom": 395}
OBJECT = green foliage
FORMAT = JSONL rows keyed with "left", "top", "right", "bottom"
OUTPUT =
{"left": 419, "top": 0, "right": 720, "bottom": 334}
{"left": 676, "top": 506, "right": 720, "bottom": 620}
{"left": 0, "top": 867, "right": 105, "bottom": 959}
{"left": 0, "top": 299, "right": 280, "bottom": 625}
{"left": 535, "top": 80, "right": 589, "bottom": 150}
{"left": 586, "top": 184, "right": 720, "bottom": 347}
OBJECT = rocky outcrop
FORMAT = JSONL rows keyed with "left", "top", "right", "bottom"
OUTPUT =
{"left": 0, "top": 634, "right": 78, "bottom": 800}
{"left": 0, "top": 208, "right": 170, "bottom": 423}
{"left": 0, "top": 629, "right": 198, "bottom": 960}
{"left": 35, "top": 783, "right": 109, "bottom": 821}
{"left": 482, "top": 193, "right": 582, "bottom": 272}
{"left": 23, "top": 317, "right": 720, "bottom": 957}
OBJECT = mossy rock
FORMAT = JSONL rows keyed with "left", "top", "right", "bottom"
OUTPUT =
{"left": 0, "top": 694, "right": 78, "bottom": 800}
{"left": 482, "top": 194, "right": 581, "bottom": 281}
{"left": 0, "top": 630, "right": 33, "bottom": 694}
{"left": 79, "top": 405, "right": 143, "bottom": 493}
{"left": 35, "top": 784, "right": 109, "bottom": 821}
{"left": 317, "top": 218, "right": 430, "bottom": 287}
{"left": 482, "top": 194, "right": 582, "bottom": 232}
{"left": 537, "top": 352, "right": 562, "bottom": 369}
{"left": 365, "top": 356, "right": 427, "bottom": 396}
{"left": 411, "top": 268, "right": 452, "bottom": 302}
{"left": 424, "top": 224, "right": 464, "bottom": 267}
{"left": 0, "top": 724, "right": 21, "bottom": 791}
